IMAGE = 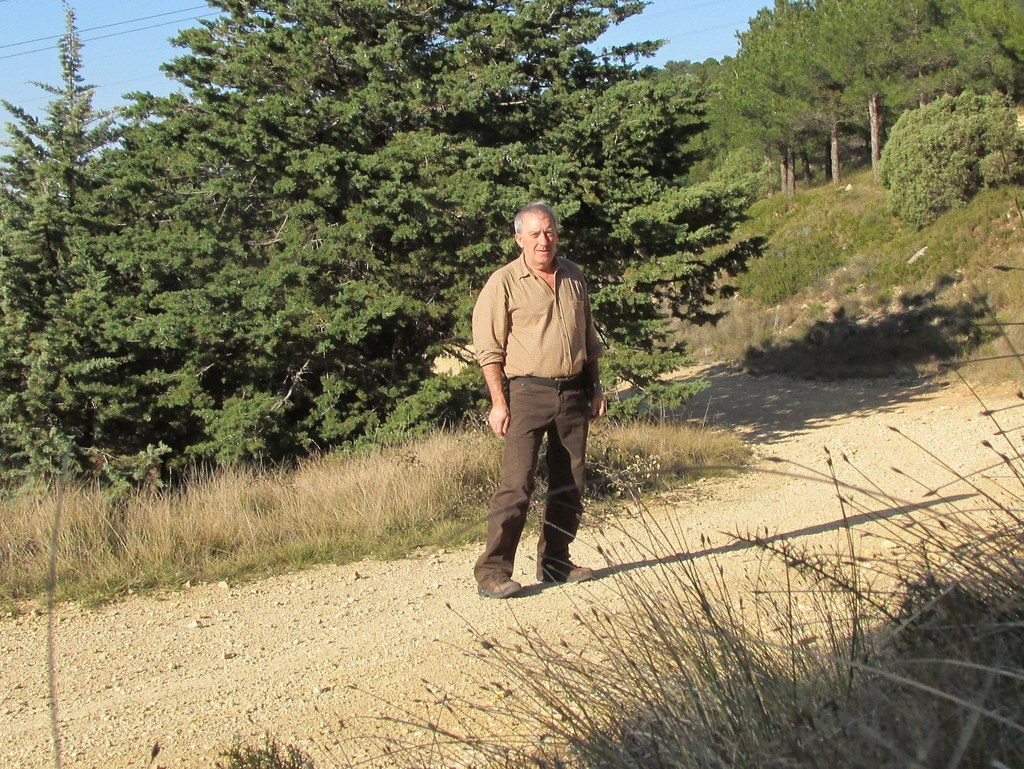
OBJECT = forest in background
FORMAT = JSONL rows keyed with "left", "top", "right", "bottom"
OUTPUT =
{"left": 2, "top": 0, "right": 1023, "bottom": 489}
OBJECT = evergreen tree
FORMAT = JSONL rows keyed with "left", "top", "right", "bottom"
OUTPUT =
{"left": 698, "top": 0, "right": 1024, "bottom": 189}
{"left": 86, "top": 0, "right": 751, "bottom": 470}
{"left": 949, "top": 0, "right": 1024, "bottom": 98}
{"left": 722, "top": 1, "right": 818, "bottom": 194}
{"left": 0, "top": 3, "right": 143, "bottom": 484}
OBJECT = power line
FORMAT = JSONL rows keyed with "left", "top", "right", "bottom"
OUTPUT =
{"left": 0, "top": 5, "right": 209, "bottom": 50}
{"left": 627, "top": 0, "right": 743, "bottom": 22}
{"left": 0, "top": 14, "right": 219, "bottom": 62}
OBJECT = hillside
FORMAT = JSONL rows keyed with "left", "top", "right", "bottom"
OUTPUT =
{"left": 679, "top": 170, "right": 1024, "bottom": 383}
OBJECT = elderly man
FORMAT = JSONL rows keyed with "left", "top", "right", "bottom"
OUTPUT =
{"left": 471, "top": 201, "right": 607, "bottom": 599}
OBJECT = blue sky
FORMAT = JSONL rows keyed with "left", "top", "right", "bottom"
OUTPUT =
{"left": 1, "top": 0, "right": 768, "bottom": 118}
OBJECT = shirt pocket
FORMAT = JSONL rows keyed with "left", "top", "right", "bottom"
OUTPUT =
{"left": 510, "top": 293, "right": 553, "bottom": 322}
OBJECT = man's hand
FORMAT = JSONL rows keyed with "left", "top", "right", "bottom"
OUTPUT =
{"left": 488, "top": 403, "right": 511, "bottom": 437}
{"left": 481, "top": 363, "right": 510, "bottom": 437}
{"left": 589, "top": 388, "right": 607, "bottom": 421}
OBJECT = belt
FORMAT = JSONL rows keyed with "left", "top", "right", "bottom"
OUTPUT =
{"left": 512, "top": 374, "right": 588, "bottom": 393}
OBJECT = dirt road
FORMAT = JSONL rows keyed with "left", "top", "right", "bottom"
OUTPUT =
{"left": 3, "top": 366, "right": 1021, "bottom": 768}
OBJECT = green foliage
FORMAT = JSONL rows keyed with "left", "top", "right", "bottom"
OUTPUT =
{"left": 683, "top": 163, "right": 1024, "bottom": 381}
{"left": 737, "top": 225, "right": 849, "bottom": 306}
{"left": 0, "top": 4, "right": 142, "bottom": 485}
{"left": 720, "top": 2, "right": 815, "bottom": 156}
{"left": 701, "top": 0, "right": 1024, "bottom": 194}
{"left": 705, "top": 146, "right": 777, "bottom": 203}
{"left": 368, "top": 368, "right": 485, "bottom": 447}
{"left": 881, "top": 92, "right": 1024, "bottom": 227}
{"left": 217, "top": 736, "right": 313, "bottom": 769}
{"left": 1, "top": 0, "right": 752, "bottom": 486}
{"left": 735, "top": 182, "right": 897, "bottom": 305}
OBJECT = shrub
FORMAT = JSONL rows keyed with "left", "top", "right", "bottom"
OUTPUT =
{"left": 706, "top": 145, "right": 777, "bottom": 204}
{"left": 217, "top": 736, "right": 313, "bottom": 769}
{"left": 881, "top": 92, "right": 1024, "bottom": 227}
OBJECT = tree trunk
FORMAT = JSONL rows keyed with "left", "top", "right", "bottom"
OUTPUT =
{"left": 779, "top": 146, "right": 797, "bottom": 195}
{"left": 786, "top": 146, "right": 796, "bottom": 194}
{"left": 801, "top": 151, "right": 812, "bottom": 185}
{"left": 830, "top": 120, "right": 842, "bottom": 185}
{"left": 869, "top": 93, "right": 882, "bottom": 183}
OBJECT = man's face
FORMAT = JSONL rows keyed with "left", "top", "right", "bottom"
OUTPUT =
{"left": 515, "top": 212, "right": 559, "bottom": 273}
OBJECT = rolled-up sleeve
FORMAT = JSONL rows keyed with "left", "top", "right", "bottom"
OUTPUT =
{"left": 472, "top": 257, "right": 602, "bottom": 377}
{"left": 472, "top": 272, "right": 508, "bottom": 368}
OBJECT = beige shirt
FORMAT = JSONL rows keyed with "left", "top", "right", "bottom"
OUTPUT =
{"left": 472, "top": 255, "right": 603, "bottom": 379}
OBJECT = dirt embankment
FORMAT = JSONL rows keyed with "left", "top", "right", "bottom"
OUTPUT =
{"left": 3, "top": 365, "right": 1020, "bottom": 768}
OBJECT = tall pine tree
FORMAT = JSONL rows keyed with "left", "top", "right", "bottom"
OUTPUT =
{"left": 92, "top": 0, "right": 751, "bottom": 470}
{"left": 0, "top": 3, "right": 150, "bottom": 485}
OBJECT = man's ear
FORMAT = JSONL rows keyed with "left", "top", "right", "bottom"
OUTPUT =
{"left": 514, "top": 232, "right": 524, "bottom": 250}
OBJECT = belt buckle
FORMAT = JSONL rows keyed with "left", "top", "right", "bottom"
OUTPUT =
{"left": 555, "top": 376, "right": 577, "bottom": 393}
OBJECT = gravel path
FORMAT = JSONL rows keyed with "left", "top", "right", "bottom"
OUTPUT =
{"left": 3, "top": 366, "right": 1021, "bottom": 768}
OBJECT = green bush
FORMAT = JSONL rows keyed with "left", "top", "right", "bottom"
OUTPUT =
{"left": 217, "top": 736, "right": 313, "bottom": 769}
{"left": 706, "top": 146, "right": 777, "bottom": 204}
{"left": 881, "top": 92, "right": 1024, "bottom": 227}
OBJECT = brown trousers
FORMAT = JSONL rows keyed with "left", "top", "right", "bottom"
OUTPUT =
{"left": 474, "top": 378, "right": 590, "bottom": 584}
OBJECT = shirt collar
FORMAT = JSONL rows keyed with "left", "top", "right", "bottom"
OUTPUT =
{"left": 514, "top": 253, "right": 561, "bottom": 280}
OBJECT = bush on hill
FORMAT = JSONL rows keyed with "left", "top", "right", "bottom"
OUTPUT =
{"left": 881, "top": 93, "right": 1024, "bottom": 228}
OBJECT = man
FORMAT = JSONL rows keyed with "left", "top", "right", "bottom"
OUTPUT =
{"left": 471, "top": 201, "right": 607, "bottom": 599}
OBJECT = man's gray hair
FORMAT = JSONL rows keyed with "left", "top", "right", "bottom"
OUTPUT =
{"left": 514, "top": 201, "right": 559, "bottom": 235}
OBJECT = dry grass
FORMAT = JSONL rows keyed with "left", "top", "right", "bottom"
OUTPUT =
{"left": 588, "top": 419, "right": 748, "bottom": 497}
{"left": 1, "top": 422, "right": 743, "bottom": 607}
{"left": 0, "top": 430, "right": 501, "bottom": 604}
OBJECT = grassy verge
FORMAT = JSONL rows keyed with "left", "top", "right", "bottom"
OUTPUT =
{"left": 0, "top": 421, "right": 747, "bottom": 608}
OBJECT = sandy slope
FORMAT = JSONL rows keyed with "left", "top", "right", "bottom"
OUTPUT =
{"left": 2, "top": 365, "right": 1021, "bottom": 768}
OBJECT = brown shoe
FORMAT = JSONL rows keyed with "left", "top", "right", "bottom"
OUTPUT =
{"left": 540, "top": 562, "right": 595, "bottom": 584}
{"left": 478, "top": 573, "right": 522, "bottom": 599}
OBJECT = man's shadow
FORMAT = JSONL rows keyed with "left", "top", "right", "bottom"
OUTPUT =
{"left": 515, "top": 490, "right": 974, "bottom": 595}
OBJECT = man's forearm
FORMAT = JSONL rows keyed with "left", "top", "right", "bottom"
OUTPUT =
{"left": 482, "top": 362, "right": 507, "bottom": 407}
